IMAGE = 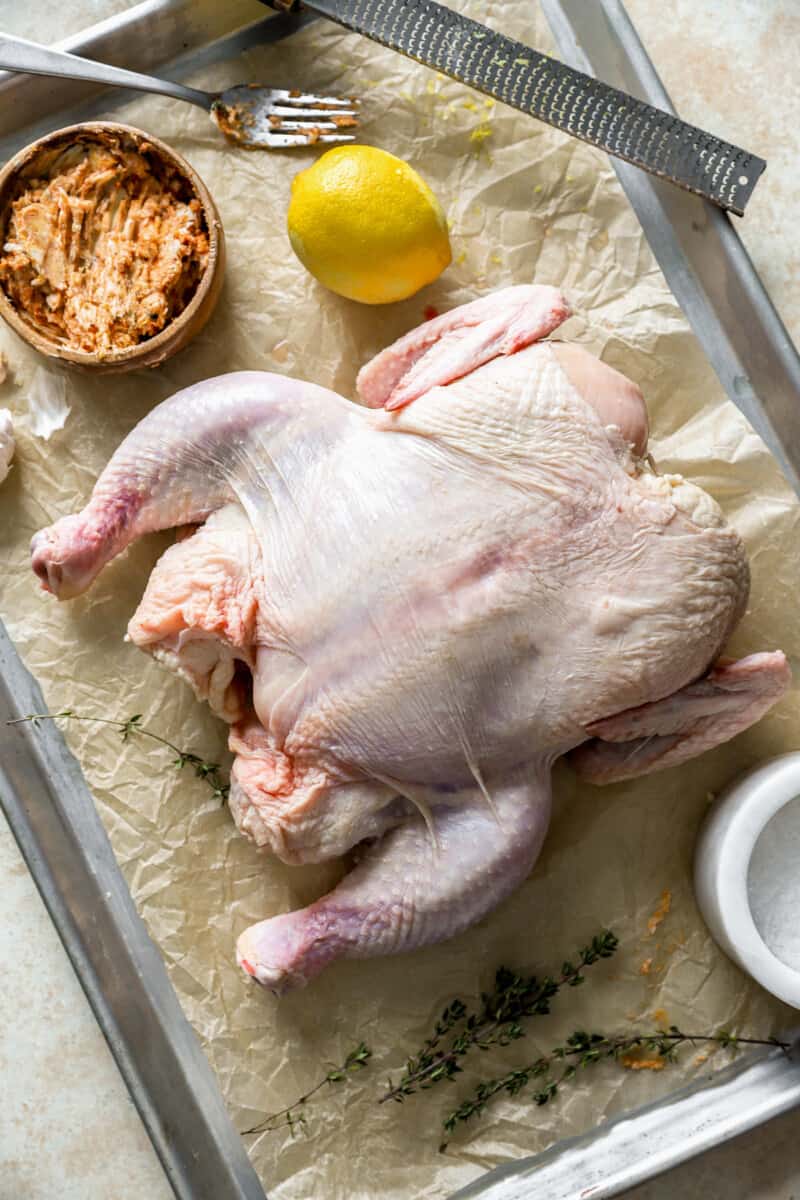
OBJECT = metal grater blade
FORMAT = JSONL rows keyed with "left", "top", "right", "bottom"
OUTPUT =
{"left": 264, "top": 0, "right": 765, "bottom": 215}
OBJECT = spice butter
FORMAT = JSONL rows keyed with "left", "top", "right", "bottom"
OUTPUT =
{"left": 0, "top": 129, "right": 210, "bottom": 356}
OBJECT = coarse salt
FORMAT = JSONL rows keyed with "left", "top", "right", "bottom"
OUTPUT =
{"left": 747, "top": 795, "right": 800, "bottom": 971}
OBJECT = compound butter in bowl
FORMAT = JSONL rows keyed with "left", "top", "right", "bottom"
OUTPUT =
{"left": 0, "top": 122, "right": 224, "bottom": 373}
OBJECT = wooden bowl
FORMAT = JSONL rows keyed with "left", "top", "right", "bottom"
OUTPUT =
{"left": 0, "top": 121, "right": 225, "bottom": 374}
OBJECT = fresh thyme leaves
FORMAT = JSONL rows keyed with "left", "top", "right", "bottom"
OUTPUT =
{"left": 381, "top": 930, "right": 618, "bottom": 1104}
{"left": 242, "top": 1043, "right": 372, "bottom": 1137}
{"left": 8, "top": 709, "right": 230, "bottom": 805}
{"left": 440, "top": 1026, "right": 792, "bottom": 1144}
{"left": 381, "top": 927, "right": 787, "bottom": 1148}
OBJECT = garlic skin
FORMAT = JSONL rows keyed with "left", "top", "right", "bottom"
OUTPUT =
{"left": 0, "top": 408, "right": 14, "bottom": 484}
{"left": 26, "top": 368, "right": 70, "bottom": 440}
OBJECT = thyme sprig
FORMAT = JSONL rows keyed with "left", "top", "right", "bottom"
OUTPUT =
{"left": 441, "top": 1026, "right": 792, "bottom": 1144}
{"left": 382, "top": 930, "right": 618, "bottom": 1104}
{"left": 242, "top": 1042, "right": 372, "bottom": 1137}
{"left": 8, "top": 709, "right": 230, "bottom": 804}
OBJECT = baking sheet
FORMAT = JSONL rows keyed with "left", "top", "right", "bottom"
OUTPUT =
{"left": 1, "top": 3, "right": 799, "bottom": 1197}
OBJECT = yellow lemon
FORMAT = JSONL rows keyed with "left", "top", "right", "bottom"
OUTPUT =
{"left": 287, "top": 146, "right": 452, "bottom": 305}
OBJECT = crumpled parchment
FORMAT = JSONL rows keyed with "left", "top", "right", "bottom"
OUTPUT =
{"left": 1, "top": 3, "right": 799, "bottom": 1197}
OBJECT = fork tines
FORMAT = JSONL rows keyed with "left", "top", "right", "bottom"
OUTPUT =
{"left": 267, "top": 90, "right": 359, "bottom": 146}
{"left": 272, "top": 89, "right": 359, "bottom": 110}
{"left": 216, "top": 85, "right": 360, "bottom": 149}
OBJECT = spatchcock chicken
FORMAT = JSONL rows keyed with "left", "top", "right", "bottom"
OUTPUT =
{"left": 31, "top": 286, "right": 789, "bottom": 992}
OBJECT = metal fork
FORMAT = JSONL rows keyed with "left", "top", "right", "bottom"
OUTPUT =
{"left": 0, "top": 33, "right": 359, "bottom": 149}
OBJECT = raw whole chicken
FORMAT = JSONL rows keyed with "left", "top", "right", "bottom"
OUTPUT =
{"left": 31, "top": 286, "right": 790, "bottom": 993}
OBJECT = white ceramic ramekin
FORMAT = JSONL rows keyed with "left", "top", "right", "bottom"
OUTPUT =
{"left": 694, "top": 752, "right": 800, "bottom": 1010}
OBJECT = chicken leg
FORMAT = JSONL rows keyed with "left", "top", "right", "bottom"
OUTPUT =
{"left": 236, "top": 772, "right": 551, "bottom": 992}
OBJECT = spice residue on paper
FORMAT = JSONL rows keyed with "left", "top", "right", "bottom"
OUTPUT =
{"left": 647, "top": 890, "right": 672, "bottom": 936}
{"left": 620, "top": 1055, "right": 666, "bottom": 1072}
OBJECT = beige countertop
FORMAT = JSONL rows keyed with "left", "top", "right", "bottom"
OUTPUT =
{"left": 1, "top": 2, "right": 798, "bottom": 1198}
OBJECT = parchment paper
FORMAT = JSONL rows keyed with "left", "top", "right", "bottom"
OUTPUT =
{"left": 1, "top": 4, "right": 799, "bottom": 1197}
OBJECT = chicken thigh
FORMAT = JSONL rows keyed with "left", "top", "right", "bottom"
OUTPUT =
{"left": 31, "top": 286, "right": 789, "bottom": 992}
